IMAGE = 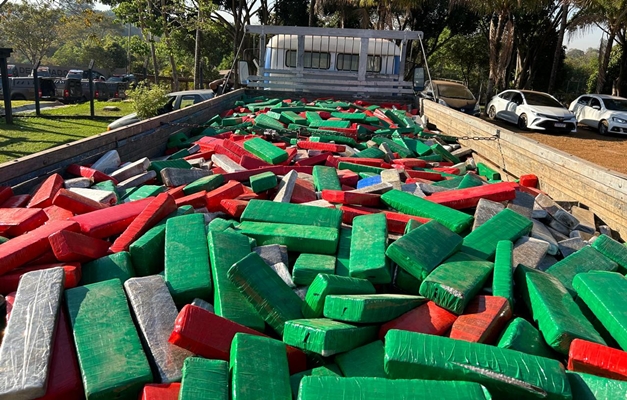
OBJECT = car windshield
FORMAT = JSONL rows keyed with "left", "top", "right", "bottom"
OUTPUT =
{"left": 523, "top": 92, "right": 563, "bottom": 108}
{"left": 603, "top": 98, "right": 627, "bottom": 111}
{"left": 107, "top": 77, "right": 123, "bottom": 82}
{"left": 438, "top": 84, "right": 474, "bottom": 100}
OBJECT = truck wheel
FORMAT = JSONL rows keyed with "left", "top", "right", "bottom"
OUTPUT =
{"left": 518, "top": 114, "right": 528, "bottom": 130}
{"left": 11, "top": 93, "right": 26, "bottom": 100}
{"left": 598, "top": 120, "right": 609, "bottom": 136}
{"left": 488, "top": 106, "right": 496, "bottom": 120}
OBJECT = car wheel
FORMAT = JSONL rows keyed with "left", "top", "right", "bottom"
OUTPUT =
{"left": 488, "top": 106, "right": 496, "bottom": 120}
{"left": 11, "top": 93, "right": 26, "bottom": 101}
{"left": 518, "top": 114, "right": 528, "bottom": 130}
{"left": 598, "top": 120, "right": 609, "bottom": 136}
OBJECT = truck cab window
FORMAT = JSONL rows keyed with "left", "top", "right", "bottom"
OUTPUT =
{"left": 285, "top": 50, "right": 330, "bottom": 69}
{"left": 336, "top": 54, "right": 382, "bottom": 72}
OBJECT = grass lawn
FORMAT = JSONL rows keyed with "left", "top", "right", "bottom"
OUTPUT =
{"left": 0, "top": 101, "right": 136, "bottom": 164}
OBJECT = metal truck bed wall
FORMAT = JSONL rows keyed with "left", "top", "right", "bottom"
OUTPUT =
{"left": 0, "top": 89, "right": 415, "bottom": 194}
{"left": 423, "top": 100, "right": 627, "bottom": 240}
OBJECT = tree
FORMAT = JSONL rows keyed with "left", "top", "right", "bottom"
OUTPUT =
{"left": 0, "top": 2, "right": 63, "bottom": 63}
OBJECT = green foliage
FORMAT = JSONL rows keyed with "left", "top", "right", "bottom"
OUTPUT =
{"left": 51, "top": 35, "right": 127, "bottom": 75}
{"left": 275, "top": 0, "right": 311, "bottom": 26}
{"left": 126, "top": 82, "right": 169, "bottom": 119}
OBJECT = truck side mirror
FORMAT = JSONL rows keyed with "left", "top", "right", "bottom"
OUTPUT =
{"left": 413, "top": 68, "right": 425, "bottom": 92}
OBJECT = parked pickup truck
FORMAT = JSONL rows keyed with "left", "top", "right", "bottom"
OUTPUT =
{"left": 0, "top": 76, "right": 57, "bottom": 101}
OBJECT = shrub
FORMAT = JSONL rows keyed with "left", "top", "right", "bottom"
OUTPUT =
{"left": 126, "top": 82, "right": 170, "bottom": 119}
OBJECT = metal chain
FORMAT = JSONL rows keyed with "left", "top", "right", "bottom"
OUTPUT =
{"left": 458, "top": 135, "right": 500, "bottom": 141}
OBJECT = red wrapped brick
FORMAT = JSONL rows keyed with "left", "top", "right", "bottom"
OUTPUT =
{"left": 1, "top": 194, "right": 31, "bottom": 208}
{"left": 0, "top": 207, "right": 48, "bottom": 237}
{"left": 448, "top": 295, "right": 512, "bottom": 344}
{"left": 0, "top": 263, "right": 81, "bottom": 294}
{"left": 321, "top": 190, "right": 381, "bottom": 207}
{"left": 141, "top": 383, "right": 181, "bottom": 400}
{"left": 0, "top": 186, "right": 13, "bottom": 205}
{"left": 52, "top": 189, "right": 109, "bottom": 215}
{"left": 220, "top": 199, "right": 248, "bottom": 218}
{"left": 427, "top": 182, "right": 517, "bottom": 210}
{"left": 206, "top": 180, "right": 245, "bottom": 212}
{"left": 297, "top": 141, "right": 346, "bottom": 153}
{"left": 568, "top": 339, "right": 627, "bottom": 381}
{"left": 49, "top": 230, "right": 111, "bottom": 262}
{"left": 404, "top": 170, "right": 445, "bottom": 181}
{"left": 379, "top": 301, "right": 457, "bottom": 339}
{"left": 520, "top": 174, "right": 539, "bottom": 188}
{"left": 27, "top": 174, "right": 64, "bottom": 208}
{"left": 70, "top": 197, "right": 152, "bottom": 238}
{"left": 295, "top": 152, "right": 332, "bottom": 167}
{"left": 66, "top": 164, "right": 118, "bottom": 184}
{"left": 175, "top": 191, "right": 208, "bottom": 208}
{"left": 44, "top": 205, "right": 74, "bottom": 221}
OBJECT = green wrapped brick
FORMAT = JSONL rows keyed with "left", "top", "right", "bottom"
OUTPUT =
{"left": 80, "top": 251, "right": 135, "bottom": 286}
{"left": 477, "top": 162, "right": 501, "bottom": 180}
{"left": 290, "top": 365, "right": 342, "bottom": 399}
{"left": 461, "top": 209, "right": 532, "bottom": 260}
{"left": 303, "top": 274, "right": 376, "bottom": 318}
{"left": 381, "top": 190, "right": 473, "bottom": 234}
{"left": 313, "top": 166, "right": 342, "bottom": 191}
{"left": 547, "top": 246, "right": 618, "bottom": 296}
{"left": 590, "top": 234, "right": 627, "bottom": 274}
{"left": 384, "top": 330, "right": 571, "bottom": 400}
{"left": 323, "top": 294, "right": 425, "bottom": 324}
{"left": 254, "top": 114, "right": 287, "bottom": 131}
{"left": 208, "top": 231, "right": 265, "bottom": 331}
{"left": 370, "top": 137, "right": 414, "bottom": 158}
{"left": 292, "top": 253, "right": 336, "bottom": 286}
{"left": 306, "top": 111, "right": 323, "bottom": 123}
{"left": 349, "top": 213, "right": 390, "bottom": 284}
{"left": 164, "top": 214, "right": 212, "bottom": 306}
{"left": 331, "top": 111, "right": 367, "bottom": 121}
{"left": 385, "top": 220, "right": 462, "bottom": 282}
{"left": 0, "top": 235, "right": 8, "bottom": 244}
{"left": 180, "top": 358, "right": 228, "bottom": 400}
{"left": 337, "top": 162, "right": 385, "bottom": 175}
{"left": 457, "top": 173, "right": 485, "bottom": 189}
{"left": 353, "top": 147, "right": 386, "bottom": 159}
{"left": 227, "top": 252, "right": 303, "bottom": 335}
{"left": 244, "top": 137, "right": 289, "bottom": 164}
{"left": 237, "top": 221, "right": 339, "bottom": 254}
{"left": 514, "top": 265, "right": 605, "bottom": 354}
{"left": 419, "top": 252, "right": 494, "bottom": 314}
{"left": 249, "top": 171, "right": 277, "bottom": 193}
{"left": 335, "top": 227, "right": 352, "bottom": 276}
{"left": 572, "top": 271, "right": 627, "bottom": 350}
{"left": 283, "top": 319, "right": 378, "bottom": 357}
{"left": 431, "top": 176, "right": 464, "bottom": 188}
{"left": 121, "top": 185, "right": 166, "bottom": 202}
{"left": 431, "top": 143, "right": 461, "bottom": 164}
{"left": 66, "top": 279, "right": 152, "bottom": 400}
{"left": 128, "top": 206, "right": 192, "bottom": 277}
{"left": 241, "top": 199, "right": 342, "bottom": 228}
{"left": 208, "top": 217, "right": 235, "bottom": 232}
{"left": 230, "top": 333, "right": 291, "bottom": 400}
{"left": 492, "top": 240, "right": 514, "bottom": 308}
{"left": 496, "top": 318, "right": 555, "bottom": 358}
{"left": 183, "top": 174, "right": 224, "bottom": 195}
{"left": 334, "top": 341, "right": 386, "bottom": 378}
{"left": 404, "top": 219, "right": 421, "bottom": 234}
{"left": 566, "top": 371, "right": 627, "bottom": 400}
{"left": 402, "top": 138, "right": 432, "bottom": 156}
{"left": 310, "top": 119, "right": 351, "bottom": 129}
{"left": 298, "top": 376, "right": 492, "bottom": 400}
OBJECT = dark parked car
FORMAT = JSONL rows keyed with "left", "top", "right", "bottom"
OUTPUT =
{"left": 421, "top": 79, "right": 480, "bottom": 116}
{"left": 80, "top": 80, "right": 109, "bottom": 101}
{"left": 54, "top": 78, "right": 83, "bottom": 103}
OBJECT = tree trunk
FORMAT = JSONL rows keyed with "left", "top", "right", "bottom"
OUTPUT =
{"left": 548, "top": 1, "right": 568, "bottom": 93}
{"left": 149, "top": 33, "right": 159, "bottom": 84}
{"left": 617, "top": 33, "right": 627, "bottom": 97}
{"left": 597, "top": 30, "right": 616, "bottom": 93}
{"left": 309, "top": 0, "right": 316, "bottom": 26}
{"left": 194, "top": 20, "right": 202, "bottom": 89}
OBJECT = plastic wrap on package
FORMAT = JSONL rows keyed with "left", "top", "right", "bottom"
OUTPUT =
{"left": 283, "top": 319, "right": 378, "bottom": 357}
{"left": 0, "top": 267, "right": 65, "bottom": 400}
{"left": 298, "top": 376, "right": 492, "bottom": 400}
{"left": 334, "top": 340, "right": 386, "bottom": 378}
{"left": 566, "top": 371, "right": 627, "bottom": 400}
{"left": 65, "top": 279, "right": 152, "bottom": 400}
{"left": 179, "top": 358, "right": 228, "bottom": 400}
{"left": 546, "top": 246, "right": 617, "bottom": 296}
{"left": 323, "top": 294, "right": 425, "bottom": 323}
{"left": 290, "top": 364, "right": 342, "bottom": 399}
{"left": 515, "top": 265, "right": 605, "bottom": 354}
{"left": 590, "top": 234, "right": 627, "bottom": 274}
{"left": 227, "top": 252, "right": 303, "bottom": 335}
{"left": 124, "top": 276, "right": 193, "bottom": 383}
{"left": 384, "top": 330, "right": 571, "bottom": 400}
{"left": 461, "top": 209, "right": 533, "bottom": 260}
{"left": 493, "top": 240, "right": 514, "bottom": 308}
{"left": 253, "top": 244, "right": 295, "bottom": 287}
{"left": 209, "top": 231, "right": 265, "bottom": 330}
{"left": 567, "top": 339, "right": 627, "bottom": 380}
{"left": 191, "top": 298, "right": 215, "bottom": 313}
{"left": 418, "top": 252, "right": 493, "bottom": 314}
{"left": 230, "top": 333, "right": 291, "bottom": 400}
{"left": 573, "top": 271, "right": 627, "bottom": 350}
{"left": 496, "top": 318, "right": 555, "bottom": 359}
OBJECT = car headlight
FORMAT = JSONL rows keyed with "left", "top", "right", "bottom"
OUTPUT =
{"left": 612, "top": 117, "right": 627, "bottom": 124}
{"left": 438, "top": 99, "right": 448, "bottom": 106}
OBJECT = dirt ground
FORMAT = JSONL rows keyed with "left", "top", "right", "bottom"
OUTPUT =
{"left": 483, "top": 118, "right": 627, "bottom": 175}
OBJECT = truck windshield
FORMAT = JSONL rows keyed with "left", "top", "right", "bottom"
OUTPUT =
{"left": 523, "top": 92, "right": 563, "bottom": 108}
{"left": 603, "top": 99, "right": 627, "bottom": 111}
{"left": 438, "top": 84, "right": 474, "bottom": 100}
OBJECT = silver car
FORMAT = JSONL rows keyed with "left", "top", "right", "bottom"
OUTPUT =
{"left": 107, "top": 89, "right": 215, "bottom": 131}
{"left": 569, "top": 94, "right": 627, "bottom": 135}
